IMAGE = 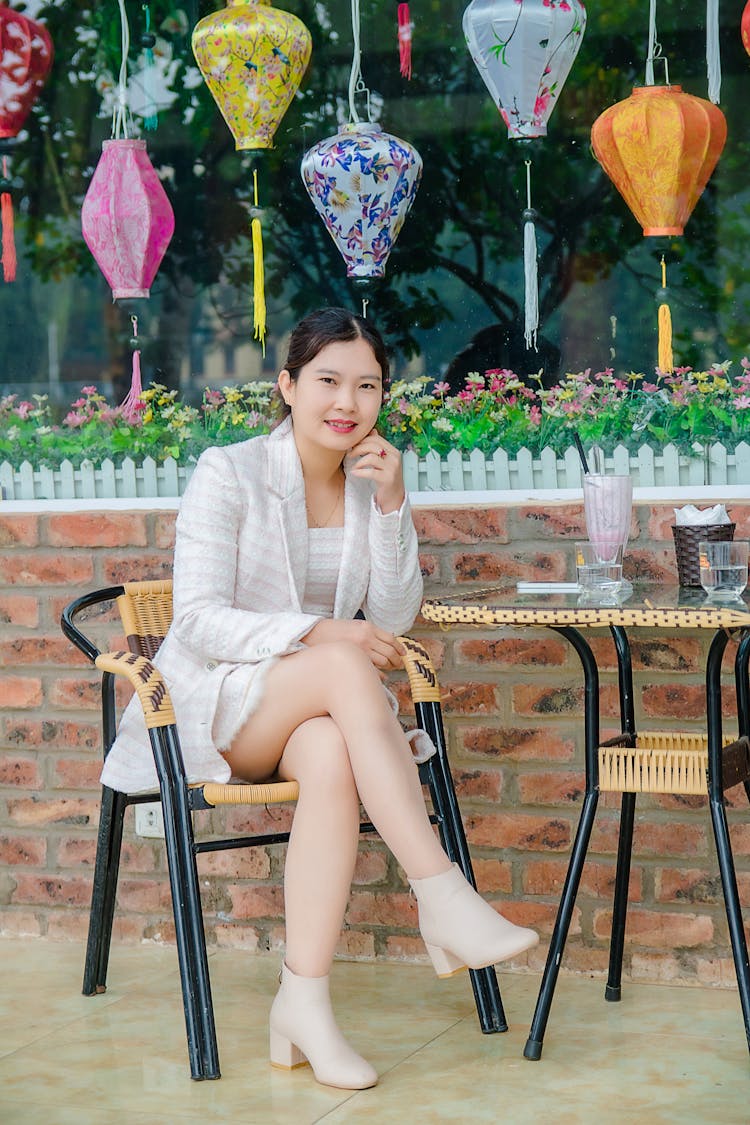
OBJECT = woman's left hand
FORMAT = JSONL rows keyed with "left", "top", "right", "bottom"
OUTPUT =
{"left": 347, "top": 431, "right": 405, "bottom": 515}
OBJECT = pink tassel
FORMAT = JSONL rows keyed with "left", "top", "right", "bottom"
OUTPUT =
{"left": 398, "top": 3, "right": 412, "bottom": 80}
{"left": 120, "top": 315, "right": 144, "bottom": 422}
{"left": 1, "top": 156, "right": 16, "bottom": 283}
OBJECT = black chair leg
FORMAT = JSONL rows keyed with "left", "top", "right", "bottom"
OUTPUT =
{"left": 82, "top": 784, "right": 129, "bottom": 996}
{"left": 418, "top": 701, "right": 508, "bottom": 1035}
{"left": 606, "top": 790, "right": 636, "bottom": 1002}
{"left": 152, "top": 728, "right": 220, "bottom": 1081}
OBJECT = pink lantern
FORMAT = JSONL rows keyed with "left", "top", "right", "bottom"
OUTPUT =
{"left": 81, "top": 139, "right": 175, "bottom": 299}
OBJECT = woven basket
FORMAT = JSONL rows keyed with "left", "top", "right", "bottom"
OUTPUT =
{"left": 671, "top": 522, "right": 735, "bottom": 587}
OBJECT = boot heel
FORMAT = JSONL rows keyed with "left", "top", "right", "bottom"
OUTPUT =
{"left": 270, "top": 1027, "right": 308, "bottom": 1070}
{"left": 424, "top": 943, "right": 467, "bottom": 978}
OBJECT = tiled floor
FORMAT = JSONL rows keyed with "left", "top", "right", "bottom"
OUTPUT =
{"left": 1, "top": 938, "right": 748, "bottom": 1123}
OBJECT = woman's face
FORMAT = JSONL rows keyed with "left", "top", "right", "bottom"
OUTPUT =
{"left": 278, "top": 337, "right": 384, "bottom": 455}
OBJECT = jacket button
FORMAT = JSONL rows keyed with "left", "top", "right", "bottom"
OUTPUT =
{"left": 206, "top": 661, "right": 216, "bottom": 671}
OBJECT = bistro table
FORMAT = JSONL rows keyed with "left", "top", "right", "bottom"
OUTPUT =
{"left": 421, "top": 582, "right": 750, "bottom": 1061}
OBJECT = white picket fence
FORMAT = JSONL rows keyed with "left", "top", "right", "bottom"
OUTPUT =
{"left": 2, "top": 441, "right": 749, "bottom": 500}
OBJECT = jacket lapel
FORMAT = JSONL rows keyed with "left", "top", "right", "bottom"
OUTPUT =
{"left": 266, "top": 419, "right": 307, "bottom": 613}
{"left": 334, "top": 466, "right": 371, "bottom": 617}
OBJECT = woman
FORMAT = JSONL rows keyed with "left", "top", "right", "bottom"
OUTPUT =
{"left": 102, "top": 307, "right": 538, "bottom": 1091}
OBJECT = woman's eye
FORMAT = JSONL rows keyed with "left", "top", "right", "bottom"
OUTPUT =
{"left": 360, "top": 382, "right": 377, "bottom": 391}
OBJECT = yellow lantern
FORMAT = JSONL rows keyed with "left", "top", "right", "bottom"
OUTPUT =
{"left": 192, "top": 0, "right": 312, "bottom": 150}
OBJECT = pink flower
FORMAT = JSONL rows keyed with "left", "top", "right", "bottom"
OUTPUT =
{"left": 529, "top": 405, "right": 542, "bottom": 425}
{"left": 63, "top": 411, "right": 86, "bottom": 428}
{"left": 735, "top": 396, "right": 750, "bottom": 410}
{"left": 16, "top": 401, "right": 33, "bottom": 419}
{"left": 81, "top": 385, "right": 98, "bottom": 395}
{"left": 433, "top": 381, "right": 450, "bottom": 396}
{"left": 643, "top": 382, "right": 659, "bottom": 393}
{"left": 613, "top": 379, "right": 628, "bottom": 391}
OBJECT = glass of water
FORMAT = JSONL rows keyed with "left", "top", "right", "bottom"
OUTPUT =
{"left": 699, "top": 540, "right": 749, "bottom": 600}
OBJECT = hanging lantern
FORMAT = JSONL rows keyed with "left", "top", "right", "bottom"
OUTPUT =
{"left": 462, "top": 0, "right": 586, "bottom": 139}
{"left": 0, "top": 3, "right": 54, "bottom": 282}
{"left": 81, "top": 139, "right": 175, "bottom": 299}
{"left": 742, "top": 1, "right": 750, "bottom": 55}
{"left": 591, "top": 85, "right": 727, "bottom": 236}
{"left": 191, "top": 0, "right": 312, "bottom": 151}
{"left": 301, "top": 122, "right": 422, "bottom": 280}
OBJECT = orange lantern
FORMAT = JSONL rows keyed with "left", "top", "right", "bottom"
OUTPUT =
{"left": 591, "top": 85, "right": 726, "bottom": 237}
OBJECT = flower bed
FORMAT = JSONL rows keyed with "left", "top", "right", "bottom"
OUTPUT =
{"left": 2, "top": 364, "right": 750, "bottom": 498}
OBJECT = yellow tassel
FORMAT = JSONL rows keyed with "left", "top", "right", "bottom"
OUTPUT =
{"left": 657, "top": 255, "right": 673, "bottom": 373}
{"left": 251, "top": 169, "right": 266, "bottom": 356}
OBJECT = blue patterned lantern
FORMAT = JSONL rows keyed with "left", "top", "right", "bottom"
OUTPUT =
{"left": 300, "top": 121, "right": 422, "bottom": 280}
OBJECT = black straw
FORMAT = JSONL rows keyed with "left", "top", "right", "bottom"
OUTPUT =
{"left": 573, "top": 432, "right": 590, "bottom": 475}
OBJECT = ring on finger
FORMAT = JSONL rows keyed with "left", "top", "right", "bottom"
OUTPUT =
{"left": 378, "top": 447, "right": 387, "bottom": 459}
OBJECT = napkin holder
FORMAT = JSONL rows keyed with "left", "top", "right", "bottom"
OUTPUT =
{"left": 671, "top": 523, "right": 735, "bottom": 587}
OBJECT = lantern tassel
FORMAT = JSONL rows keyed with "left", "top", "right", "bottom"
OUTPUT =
{"left": 251, "top": 168, "right": 266, "bottom": 356}
{"left": 1, "top": 155, "right": 16, "bottom": 284}
{"left": 121, "top": 315, "right": 144, "bottom": 422}
{"left": 706, "top": 0, "right": 721, "bottom": 104}
{"left": 523, "top": 160, "right": 538, "bottom": 351}
{"left": 657, "top": 255, "right": 673, "bottom": 374}
{"left": 398, "top": 4, "right": 412, "bottom": 80}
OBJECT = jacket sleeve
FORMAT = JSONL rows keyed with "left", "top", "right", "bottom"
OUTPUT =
{"left": 362, "top": 494, "right": 423, "bottom": 634}
{"left": 170, "top": 446, "right": 323, "bottom": 663}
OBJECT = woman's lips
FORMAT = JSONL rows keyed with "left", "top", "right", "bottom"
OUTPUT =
{"left": 325, "top": 420, "right": 357, "bottom": 433}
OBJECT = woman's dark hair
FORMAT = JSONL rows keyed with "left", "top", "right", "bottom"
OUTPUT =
{"left": 273, "top": 307, "right": 390, "bottom": 421}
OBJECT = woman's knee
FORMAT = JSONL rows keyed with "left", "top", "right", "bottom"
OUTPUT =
{"left": 281, "top": 717, "right": 357, "bottom": 796}
{"left": 309, "top": 641, "right": 382, "bottom": 691}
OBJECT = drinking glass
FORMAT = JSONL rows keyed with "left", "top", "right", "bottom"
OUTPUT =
{"left": 583, "top": 474, "right": 633, "bottom": 563}
{"left": 575, "top": 541, "right": 623, "bottom": 591}
{"left": 699, "top": 540, "right": 749, "bottom": 600}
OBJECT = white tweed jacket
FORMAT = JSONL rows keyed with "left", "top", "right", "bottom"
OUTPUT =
{"left": 100, "top": 417, "right": 424, "bottom": 794}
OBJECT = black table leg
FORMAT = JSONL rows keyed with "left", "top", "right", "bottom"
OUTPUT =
{"left": 708, "top": 629, "right": 750, "bottom": 1054}
{"left": 524, "top": 625, "right": 600, "bottom": 1060}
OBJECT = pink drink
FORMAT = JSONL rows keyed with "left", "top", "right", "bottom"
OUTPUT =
{"left": 583, "top": 474, "right": 633, "bottom": 562}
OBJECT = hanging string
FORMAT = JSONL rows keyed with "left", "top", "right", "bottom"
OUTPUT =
{"left": 0, "top": 154, "right": 16, "bottom": 284}
{"left": 141, "top": 3, "right": 158, "bottom": 130}
{"left": 657, "top": 255, "right": 674, "bottom": 373}
{"left": 251, "top": 167, "right": 267, "bottom": 355}
{"left": 120, "top": 315, "right": 144, "bottom": 421}
{"left": 348, "top": 0, "right": 372, "bottom": 123}
{"left": 398, "top": 3, "right": 413, "bottom": 80}
{"left": 362, "top": 297, "right": 369, "bottom": 318}
{"left": 113, "top": 0, "right": 131, "bottom": 139}
{"left": 523, "top": 159, "right": 538, "bottom": 352}
{"left": 706, "top": 0, "right": 721, "bottom": 104}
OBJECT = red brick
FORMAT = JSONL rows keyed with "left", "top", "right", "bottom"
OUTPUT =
{"left": 196, "top": 848, "right": 271, "bottom": 880}
{"left": 456, "top": 635, "right": 568, "bottom": 668}
{"left": 512, "top": 504, "right": 586, "bottom": 541}
{"left": 439, "top": 682, "right": 498, "bottom": 715}
{"left": 593, "top": 907, "right": 713, "bottom": 948}
{"left": 516, "top": 770, "right": 586, "bottom": 806}
{"left": 116, "top": 878, "right": 171, "bottom": 913}
{"left": 695, "top": 956, "right": 739, "bottom": 987}
{"left": 629, "top": 951, "right": 682, "bottom": 983}
{"left": 641, "top": 684, "right": 708, "bottom": 720}
{"left": 522, "top": 858, "right": 641, "bottom": 901}
{"left": 513, "top": 681, "right": 620, "bottom": 719}
{"left": 50, "top": 758, "right": 102, "bottom": 790}
{"left": 48, "top": 677, "right": 101, "bottom": 710}
{"left": 346, "top": 891, "right": 417, "bottom": 928}
{"left": 214, "top": 923, "right": 261, "bottom": 950}
{"left": 46, "top": 512, "right": 148, "bottom": 548}
{"left": 0, "top": 594, "right": 39, "bottom": 627}
{"left": 227, "top": 883, "right": 285, "bottom": 919}
{"left": 418, "top": 553, "right": 438, "bottom": 578}
{"left": 0, "top": 515, "right": 39, "bottom": 546}
{"left": 2, "top": 718, "right": 100, "bottom": 750}
{"left": 0, "top": 911, "right": 43, "bottom": 938}
{"left": 655, "top": 867, "right": 726, "bottom": 905}
{"left": 352, "top": 848, "right": 389, "bottom": 886}
{"left": 453, "top": 766, "right": 503, "bottom": 801}
{"left": 101, "top": 555, "right": 172, "bottom": 586}
{"left": 552, "top": 944, "right": 610, "bottom": 975}
{"left": 335, "top": 929, "right": 377, "bottom": 959}
{"left": 458, "top": 724, "right": 575, "bottom": 762}
{"left": 384, "top": 934, "right": 428, "bottom": 961}
{"left": 153, "top": 514, "right": 177, "bottom": 550}
{"left": 464, "top": 812, "right": 571, "bottom": 851}
{"left": 473, "top": 857, "right": 513, "bottom": 894}
{"left": 0, "top": 754, "right": 43, "bottom": 788}
{"left": 45, "top": 912, "right": 99, "bottom": 942}
{"left": 11, "top": 874, "right": 92, "bottom": 908}
{"left": 0, "top": 552, "right": 93, "bottom": 587}
{"left": 0, "top": 834, "right": 46, "bottom": 866}
{"left": 7, "top": 796, "right": 99, "bottom": 827}
{"left": 646, "top": 506, "right": 683, "bottom": 541}
{"left": 0, "top": 635, "right": 85, "bottom": 667}
{"left": 0, "top": 676, "right": 42, "bottom": 709}
{"left": 590, "top": 817, "right": 707, "bottom": 858}
{"left": 412, "top": 507, "right": 509, "bottom": 544}
{"left": 452, "top": 551, "right": 565, "bottom": 584}
{"left": 626, "top": 547, "right": 679, "bottom": 584}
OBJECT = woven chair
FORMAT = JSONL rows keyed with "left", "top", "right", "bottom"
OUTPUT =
{"left": 61, "top": 580, "right": 507, "bottom": 1081}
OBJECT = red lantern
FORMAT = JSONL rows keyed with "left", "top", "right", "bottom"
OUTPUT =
{"left": 591, "top": 85, "right": 726, "bottom": 237}
{"left": 743, "top": 1, "right": 750, "bottom": 55}
{"left": 0, "top": 3, "right": 54, "bottom": 282}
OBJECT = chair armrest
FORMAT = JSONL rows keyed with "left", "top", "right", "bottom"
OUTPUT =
{"left": 399, "top": 636, "right": 440, "bottom": 704}
{"left": 95, "top": 651, "right": 176, "bottom": 729}
{"left": 61, "top": 585, "right": 125, "bottom": 664}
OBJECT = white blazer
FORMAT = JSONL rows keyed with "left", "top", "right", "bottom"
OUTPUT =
{"left": 100, "top": 417, "right": 424, "bottom": 794}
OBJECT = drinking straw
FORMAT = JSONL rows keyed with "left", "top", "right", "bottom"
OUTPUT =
{"left": 573, "top": 432, "right": 590, "bottom": 475}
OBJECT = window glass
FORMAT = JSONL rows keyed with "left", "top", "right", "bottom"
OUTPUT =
{"left": 0, "top": 0, "right": 744, "bottom": 414}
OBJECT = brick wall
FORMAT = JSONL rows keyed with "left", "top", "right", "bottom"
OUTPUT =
{"left": 1, "top": 498, "right": 749, "bottom": 988}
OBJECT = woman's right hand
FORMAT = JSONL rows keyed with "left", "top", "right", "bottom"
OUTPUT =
{"left": 301, "top": 618, "right": 404, "bottom": 671}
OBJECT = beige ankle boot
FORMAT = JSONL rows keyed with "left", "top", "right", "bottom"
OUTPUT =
{"left": 409, "top": 863, "right": 539, "bottom": 977}
{"left": 269, "top": 962, "right": 378, "bottom": 1090}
